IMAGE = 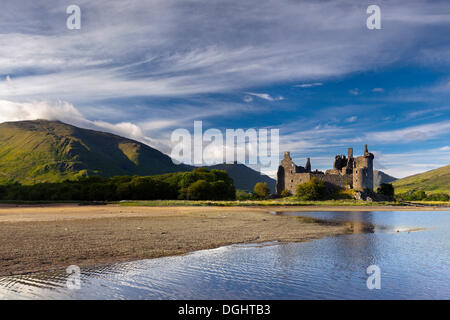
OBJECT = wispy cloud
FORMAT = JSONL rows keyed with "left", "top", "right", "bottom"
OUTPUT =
{"left": 0, "top": 99, "right": 157, "bottom": 147}
{"left": 369, "top": 121, "right": 450, "bottom": 143}
{"left": 0, "top": 0, "right": 448, "bottom": 103}
{"left": 245, "top": 92, "right": 284, "bottom": 102}
{"left": 373, "top": 147, "right": 450, "bottom": 178}
{"left": 0, "top": 0, "right": 449, "bottom": 179}
{"left": 294, "top": 82, "right": 323, "bottom": 88}
{"left": 349, "top": 88, "right": 360, "bottom": 96}
{"left": 346, "top": 116, "right": 358, "bottom": 123}
{"left": 243, "top": 95, "right": 253, "bottom": 103}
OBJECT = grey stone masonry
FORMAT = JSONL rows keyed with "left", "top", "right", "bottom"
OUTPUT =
{"left": 276, "top": 145, "right": 374, "bottom": 195}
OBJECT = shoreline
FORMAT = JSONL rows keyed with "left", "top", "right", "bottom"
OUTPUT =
{"left": 0, "top": 204, "right": 448, "bottom": 277}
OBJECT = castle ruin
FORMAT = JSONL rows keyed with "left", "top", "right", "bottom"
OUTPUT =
{"left": 276, "top": 145, "right": 374, "bottom": 195}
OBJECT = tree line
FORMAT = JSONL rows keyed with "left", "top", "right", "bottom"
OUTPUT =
{"left": 0, "top": 168, "right": 236, "bottom": 201}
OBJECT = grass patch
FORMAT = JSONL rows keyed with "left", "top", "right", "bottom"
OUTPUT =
{"left": 117, "top": 198, "right": 403, "bottom": 207}
{"left": 407, "top": 201, "right": 450, "bottom": 207}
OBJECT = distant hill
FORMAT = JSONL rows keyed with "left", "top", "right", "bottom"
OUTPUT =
{"left": 392, "top": 165, "right": 450, "bottom": 195}
{"left": 0, "top": 120, "right": 277, "bottom": 192}
{"left": 205, "top": 163, "right": 276, "bottom": 193}
{"left": 0, "top": 120, "right": 190, "bottom": 184}
{"left": 373, "top": 170, "right": 397, "bottom": 188}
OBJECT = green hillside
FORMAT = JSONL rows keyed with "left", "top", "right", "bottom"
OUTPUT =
{"left": 392, "top": 165, "right": 450, "bottom": 195}
{"left": 0, "top": 120, "right": 189, "bottom": 184}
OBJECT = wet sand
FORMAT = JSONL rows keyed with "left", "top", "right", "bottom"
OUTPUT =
{"left": 0, "top": 204, "right": 447, "bottom": 276}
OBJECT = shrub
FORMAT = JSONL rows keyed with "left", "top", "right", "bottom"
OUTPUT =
{"left": 211, "top": 180, "right": 236, "bottom": 200}
{"left": 376, "top": 183, "right": 394, "bottom": 198}
{"left": 397, "top": 189, "right": 427, "bottom": 201}
{"left": 295, "top": 178, "right": 326, "bottom": 200}
{"left": 254, "top": 182, "right": 270, "bottom": 199}
{"left": 236, "top": 189, "right": 254, "bottom": 200}
{"left": 186, "top": 180, "right": 212, "bottom": 200}
{"left": 425, "top": 193, "right": 449, "bottom": 201}
{"left": 280, "top": 189, "right": 291, "bottom": 197}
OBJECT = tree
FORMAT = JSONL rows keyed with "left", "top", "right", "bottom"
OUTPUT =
{"left": 295, "top": 178, "right": 325, "bottom": 200}
{"left": 399, "top": 189, "right": 428, "bottom": 201}
{"left": 425, "top": 193, "right": 449, "bottom": 201}
{"left": 280, "top": 189, "right": 291, "bottom": 197}
{"left": 236, "top": 189, "right": 254, "bottom": 200}
{"left": 376, "top": 183, "right": 394, "bottom": 198}
{"left": 186, "top": 180, "right": 212, "bottom": 200}
{"left": 254, "top": 182, "right": 269, "bottom": 199}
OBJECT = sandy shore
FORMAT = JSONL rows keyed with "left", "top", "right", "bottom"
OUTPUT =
{"left": 0, "top": 204, "right": 447, "bottom": 276}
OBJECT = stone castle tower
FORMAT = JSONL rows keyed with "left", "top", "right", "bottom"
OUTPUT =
{"left": 352, "top": 144, "right": 374, "bottom": 192}
{"left": 276, "top": 145, "right": 375, "bottom": 195}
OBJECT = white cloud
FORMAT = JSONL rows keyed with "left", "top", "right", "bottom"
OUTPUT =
{"left": 294, "top": 83, "right": 323, "bottom": 88}
{"left": 373, "top": 148, "right": 450, "bottom": 178}
{"left": 346, "top": 116, "right": 358, "bottom": 123}
{"left": 0, "top": 0, "right": 447, "bottom": 102}
{"left": 440, "top": 146, "right": 450, "bottom": 151}
{"left": 369, "top": 121, "right": 450, "bottom": 143}
{"left": 349, "top": 88, "right": 360, "bottom": 96}
{"left": 0, "top": 100, "right": 157, "bottom": 147}
{"left": 245, "top": 92, "right": 284, "bottom": 102}
{"left": 372, "top": 88, "right": 384, "bottom": 92}
{"left": 243, "top": 95, "right": 253, "bottom": 103}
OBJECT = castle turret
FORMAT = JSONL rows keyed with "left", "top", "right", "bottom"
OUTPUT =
{"left": 305, "top": 158, "right": 311, "bottom": 172}
{"left": 353, "top": 145, "right": 374, "bottom": 192}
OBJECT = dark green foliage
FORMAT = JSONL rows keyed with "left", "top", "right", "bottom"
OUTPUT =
{"left": 425, "top": 193, "right": 449, "bottom": 201}
{"left": 186, "top": 180, "right": 211, "bottom": 200}
{"left": 396, "top": 189, "right": 449, "bottom": 201}
{"left": 254, "top": 182, "right": 270, "bottom": 199}
{"left": 236, "top": 189, "right": 255, "bottom": 200}
{"left": 399, "top": 190, "right": 427, "bottom": 201}
{"left": 0, "top": 168, "right": 235, "bottom": 201}
{"left": 295, "top": 178, "right": 326, "bottom": 200}
{"left": 376, "top": 183, "right": 394, "bottom": 198}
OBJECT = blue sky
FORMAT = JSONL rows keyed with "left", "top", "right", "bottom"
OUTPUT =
{"left": 0, "top": 0, "right": 449, "bottom": 178}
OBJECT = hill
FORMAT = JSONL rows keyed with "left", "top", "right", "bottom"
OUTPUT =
{"left": 0, "top": 120, "right": 277, "bottom": 192}
{"left": 373, "top": 170, "right": 397, "bottom": 188}
{"left": 392, "top": 165, "right": 450, "bottom": 195}
{"left": 206, "top": 163, "right": 276, "bottom": 192}
{"left": 0, "top": 120, "right": 189, "bottom": 184}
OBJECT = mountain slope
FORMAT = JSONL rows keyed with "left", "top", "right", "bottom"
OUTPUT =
{"left": 392, "top": 165, "right": 450, "bottom": 195}
{"left": 373, "top": 170, "right": 397, "bottom": 188}
{"left": 206, "top": 163, "right": 276, "bottom": 192}
{"left": 0, "top": 120, "right": 189, "bottom": 184}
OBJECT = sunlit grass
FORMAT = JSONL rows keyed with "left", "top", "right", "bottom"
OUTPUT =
{"left": 117, "top": 198, "right": 403, "bottom": 207}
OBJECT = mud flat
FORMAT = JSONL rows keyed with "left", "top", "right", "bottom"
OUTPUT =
{"left": 0, "top": 204, "right": 446, "bottom": 276}
{"left": 0, "top": 205, "right": 347, "bottom": 276}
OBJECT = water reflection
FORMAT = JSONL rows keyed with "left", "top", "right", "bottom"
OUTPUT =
{"left": 0, "top": 211, "right": 449, "bottom": 300}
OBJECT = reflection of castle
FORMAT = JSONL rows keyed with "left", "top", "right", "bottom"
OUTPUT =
{"left": 276, "top": 145, "right": 374, "bottom": 195}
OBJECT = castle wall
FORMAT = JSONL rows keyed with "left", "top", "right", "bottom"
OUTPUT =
{"left": 276, "top": 145, "right": 374, "bottom": 195}
{"left": 278, "top": 171, "right": 352, "bottom": 195}
{"left": 316, "top": 173, "right": 352, "bottom": 189}
{"left": 281, "top": 172, "right": 311, "bottom": 195}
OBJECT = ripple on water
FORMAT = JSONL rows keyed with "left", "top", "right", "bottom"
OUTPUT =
{"left": 0, "top": 211, "right": 449, "bottom": 300}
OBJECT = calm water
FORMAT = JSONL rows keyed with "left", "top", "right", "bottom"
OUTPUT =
{"left": 0, "top": 211, "right": 449, "bottom": 300}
